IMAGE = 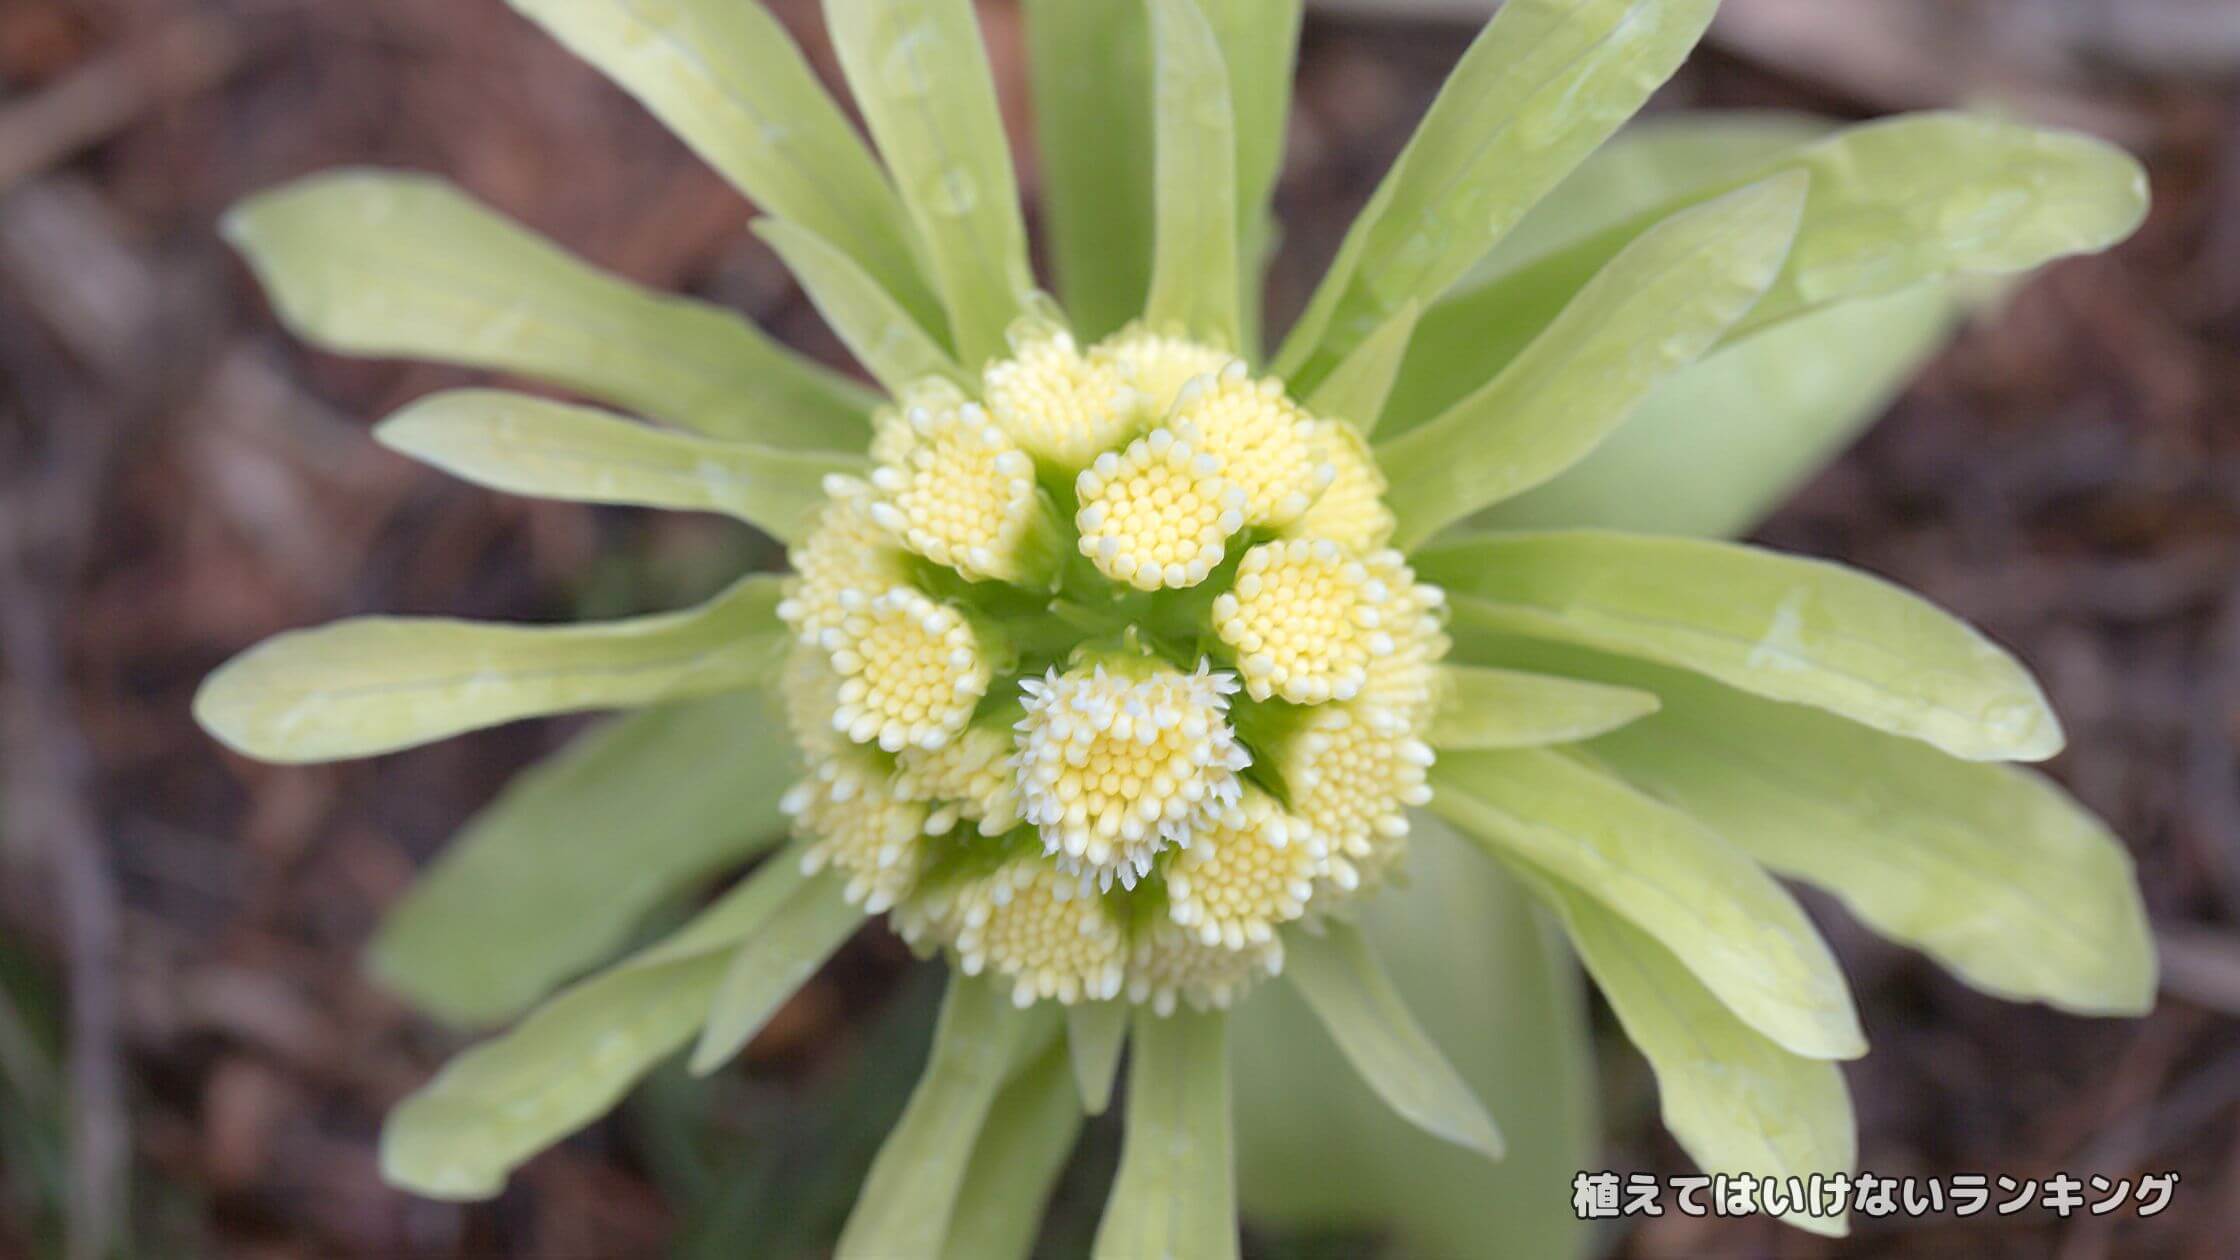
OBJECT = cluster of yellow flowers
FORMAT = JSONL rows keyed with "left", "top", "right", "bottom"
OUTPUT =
{"left": 774, "top": 324, "right": 1449, "bottom": 1011}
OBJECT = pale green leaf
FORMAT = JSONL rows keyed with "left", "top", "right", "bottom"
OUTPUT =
{"left": 1609, "top": 696, "right": 2154, "bottom": 1015}
{"left": 224, "top": 171, "right": 874, "bottom": 447}
{"left": 1470, "top": 635, "right": 2155, "bottom": 1015}
{"left": 1420, "top": 533, "right": 2064, "bottom": 762}
{"left": 824, "top": 0, "right": 1034, "bottom": 369}
{"left": 689, "top": 873, "right": 870, "bottom": 1074}
{"left": 637, "top": 863, "right": 845, "bottom": 966}
{"left": 941, "top": 1039, "right": 1084, "bottom": 1260}
{"left": 1473, "top": 111, "right": 1834, "bottom": 287}
{"left": 1477, "top": 284, "right": 1961, "bottom": 537}
{"left": 1431, "top": 747, "right": 1864, "bottom": 1060}
{"left": 1201, "top": 0, "right": 1300, "bottom": 242}
{"left": 1385, "top": 109, "right": 1831, "bottom": 428}
{"left": 1273, "top": 177, "right": 1396, "bottom": 388}
{"left": 1524, "top": 867, "right": 1855, "bottom": 1238}
{"left": 369, "top": 688, "right": 799, "bottom": 1026}
{"left": 1390, "top": 112, "right": 2147, "bottom": 428}
{"left": 380, "top": 855, "right": 836, "bottom": 1200}
{"left": 376, "top": 390, "right": 863, "bottom": 543}
{"left": 1281, "top": 920, "right": 1502, "bottom": 1158}
{"left": 1144, "top": 0, "right": 1241, "bottom": 350}
{"left": 1094, "top": 1006, "right": 1237, "bottom": 1260}
{"left": 1024, "top": 0, "right": 1154, "bottom": 340}
{"left": 1065, "top": 999, "right": 1128, "bottom": 1115}
{"left": 1428, "top": 664, "right": 1659, "bottom": 749}
{"left": 1378, "top": 174, "right": 1806, "bottom": 547}
{"left": 1737, "top": 113, "right": 2146, "bottom": 335}
{"left": 1234, "top": 819, "right": 1594, "bottom": 1258}
{"left": 1274, "top": 0, "right": 1720, "bottom": 388}
{"left": 1200, "top": 0, "right": 1302, "bottom": 355}
{"left": 836, "top": 973, "right": 1060, "bottom": 1259}
{"left": 505, "top": 0, "right": 942, "bottom": 334}
{"left": 754, "top": 218, "right": 971, "bottom": 396}
{"left": 1418, "top": 123, "right": 1970, "bottom": 539}
{"left": 1304, "top": 300, "right": 1419, "bottom": 435}
{"left": 195, "top": 575, "right": 787, "bottom": 764}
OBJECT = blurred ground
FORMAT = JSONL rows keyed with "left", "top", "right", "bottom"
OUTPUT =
{"left": 0, "top": 0, "right": 2235, "bottom": 1257}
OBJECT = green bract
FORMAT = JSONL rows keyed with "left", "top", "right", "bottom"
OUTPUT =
{"left": 198, "top": 0, "right": 2154, "bottom": 1251}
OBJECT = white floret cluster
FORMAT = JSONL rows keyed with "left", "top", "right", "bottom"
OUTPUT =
{"left": 775, "top": 324, "right": 1448, "bottom": 1011}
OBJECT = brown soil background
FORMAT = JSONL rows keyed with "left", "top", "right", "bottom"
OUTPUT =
{"left": 1, "top": 1, "right": 2235, "bottom": 1256}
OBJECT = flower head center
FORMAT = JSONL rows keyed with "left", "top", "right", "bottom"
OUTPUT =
{"left": 776, "top": 331, "right": 1449, "bottom": 1009}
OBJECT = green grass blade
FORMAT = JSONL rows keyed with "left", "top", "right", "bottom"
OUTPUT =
{"left": 1523, "top": 867, "right": 1855, "bottom": 1238}
{"left": 1094, "top": 1006, "right": 1238, "bottom": 1260}
{"left": 941, "top": 1039, "right": 1084, "bottom": 1260}
{"left": 755, "top": 218, "right": 972, "bottom": 397}
{"left": 836, "top": 973, "right": 1059, "bottom": 1258}
{"left": 1065, "top": 1000, "right": 1128, "bottom": 1115}
{"left": 1428, "top": 664, "right": 1659, "bottom": 749}
{"left": 824, "top": 0, "right": 1034, "bottom": 369}
{"left": 1422, "top": 534, "right": 2064, "bottom": 762}
{"left": 369, "top": 688, "right": 799, "bottom": 1026}
{"left": 1143, "top": 0, "right": 1241, "bottom": 350}
{"left": 1431, "top": 747, "right": 1864, "bottom": 1061}
{"left": 195, "top": 575, "right": 787, "bottom": 763}
{"left": 1023, "top": 0, "right": 1154, "bottom": 340}
{"left": 0, "top": 941, "right": 66, "bottom": 1246}
{"left": 1281, "top": 921, "right": 1503, "bottom": 1158}
{"left": 1274, "top": 0, "right": 1719, "bottom": 388}
{"left": 224, "top": 171, "right": 875, "bottom": 446}
{"left": 376, "top": 390, "right": 863, "bottom": 544}
{"left": 506, "top": 0, "right": 942, "bottom": 335}
{"left": 689, "top": 876, "right": 874, "bottom": 1074}
{"left": 666, "top": 972, "right": 941, "bottom": 1260}
{"left": 380, "top": 855, "right": 838, "bottom": 1200}
{"left": 1377, "top": 174, "right": 1806, "bottom": 548}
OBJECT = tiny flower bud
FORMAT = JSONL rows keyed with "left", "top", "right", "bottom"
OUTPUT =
{"left": 1212, "top": 538, "right": 1395, "bottom": 704}
{"left": 1169, "top": 364, "right": 1335, "bottom": 527}
{"left": 984, "top": 329, "right": 1139, "bottom": 469}
{"left": 1074, "top": 428, "right": 1247, "bottom": 591}
{"left": 1013, "top": 658, "right": 1250, "bottom": 891}
{"left": 1126, "top": 919, "right": 1283, "bottom": 1016}
{"left": 1164, "top": 792, "right": 1327, "bottom": 948}
{"left": 820, "top": 586, "right": 991, "bottom": 752}
{"left": 953, "top": 860, "right": 1129, "bottom": 1007}
{"left": 868, "top": 401, "right": 1052, "bottom": 584}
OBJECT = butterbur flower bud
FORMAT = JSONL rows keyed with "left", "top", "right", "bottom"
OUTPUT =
{"left": 1074, "top": 428, "right": 1246, "bottom": 591}
{"left": 820, "top": 585, "right": 991, "bottom": 752}
{"left": 866, "top": 400, "right": 1056, "bottom": 584}
{"left": 1168, "top": 365, "right": 1334, "bottom": 527}
{"left": 1013, "top": 657, "right": 1251, "bottom": 891}
{"left": 1213, "top": 538, "right": 1395, "bottom": 704}
{"left": 195, "top": 0, "right": 2155, "bottom": 1250}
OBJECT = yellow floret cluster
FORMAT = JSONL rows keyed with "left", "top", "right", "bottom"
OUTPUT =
{"left": 774, "top": 324, "right": 1448, "bottom": 1012}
